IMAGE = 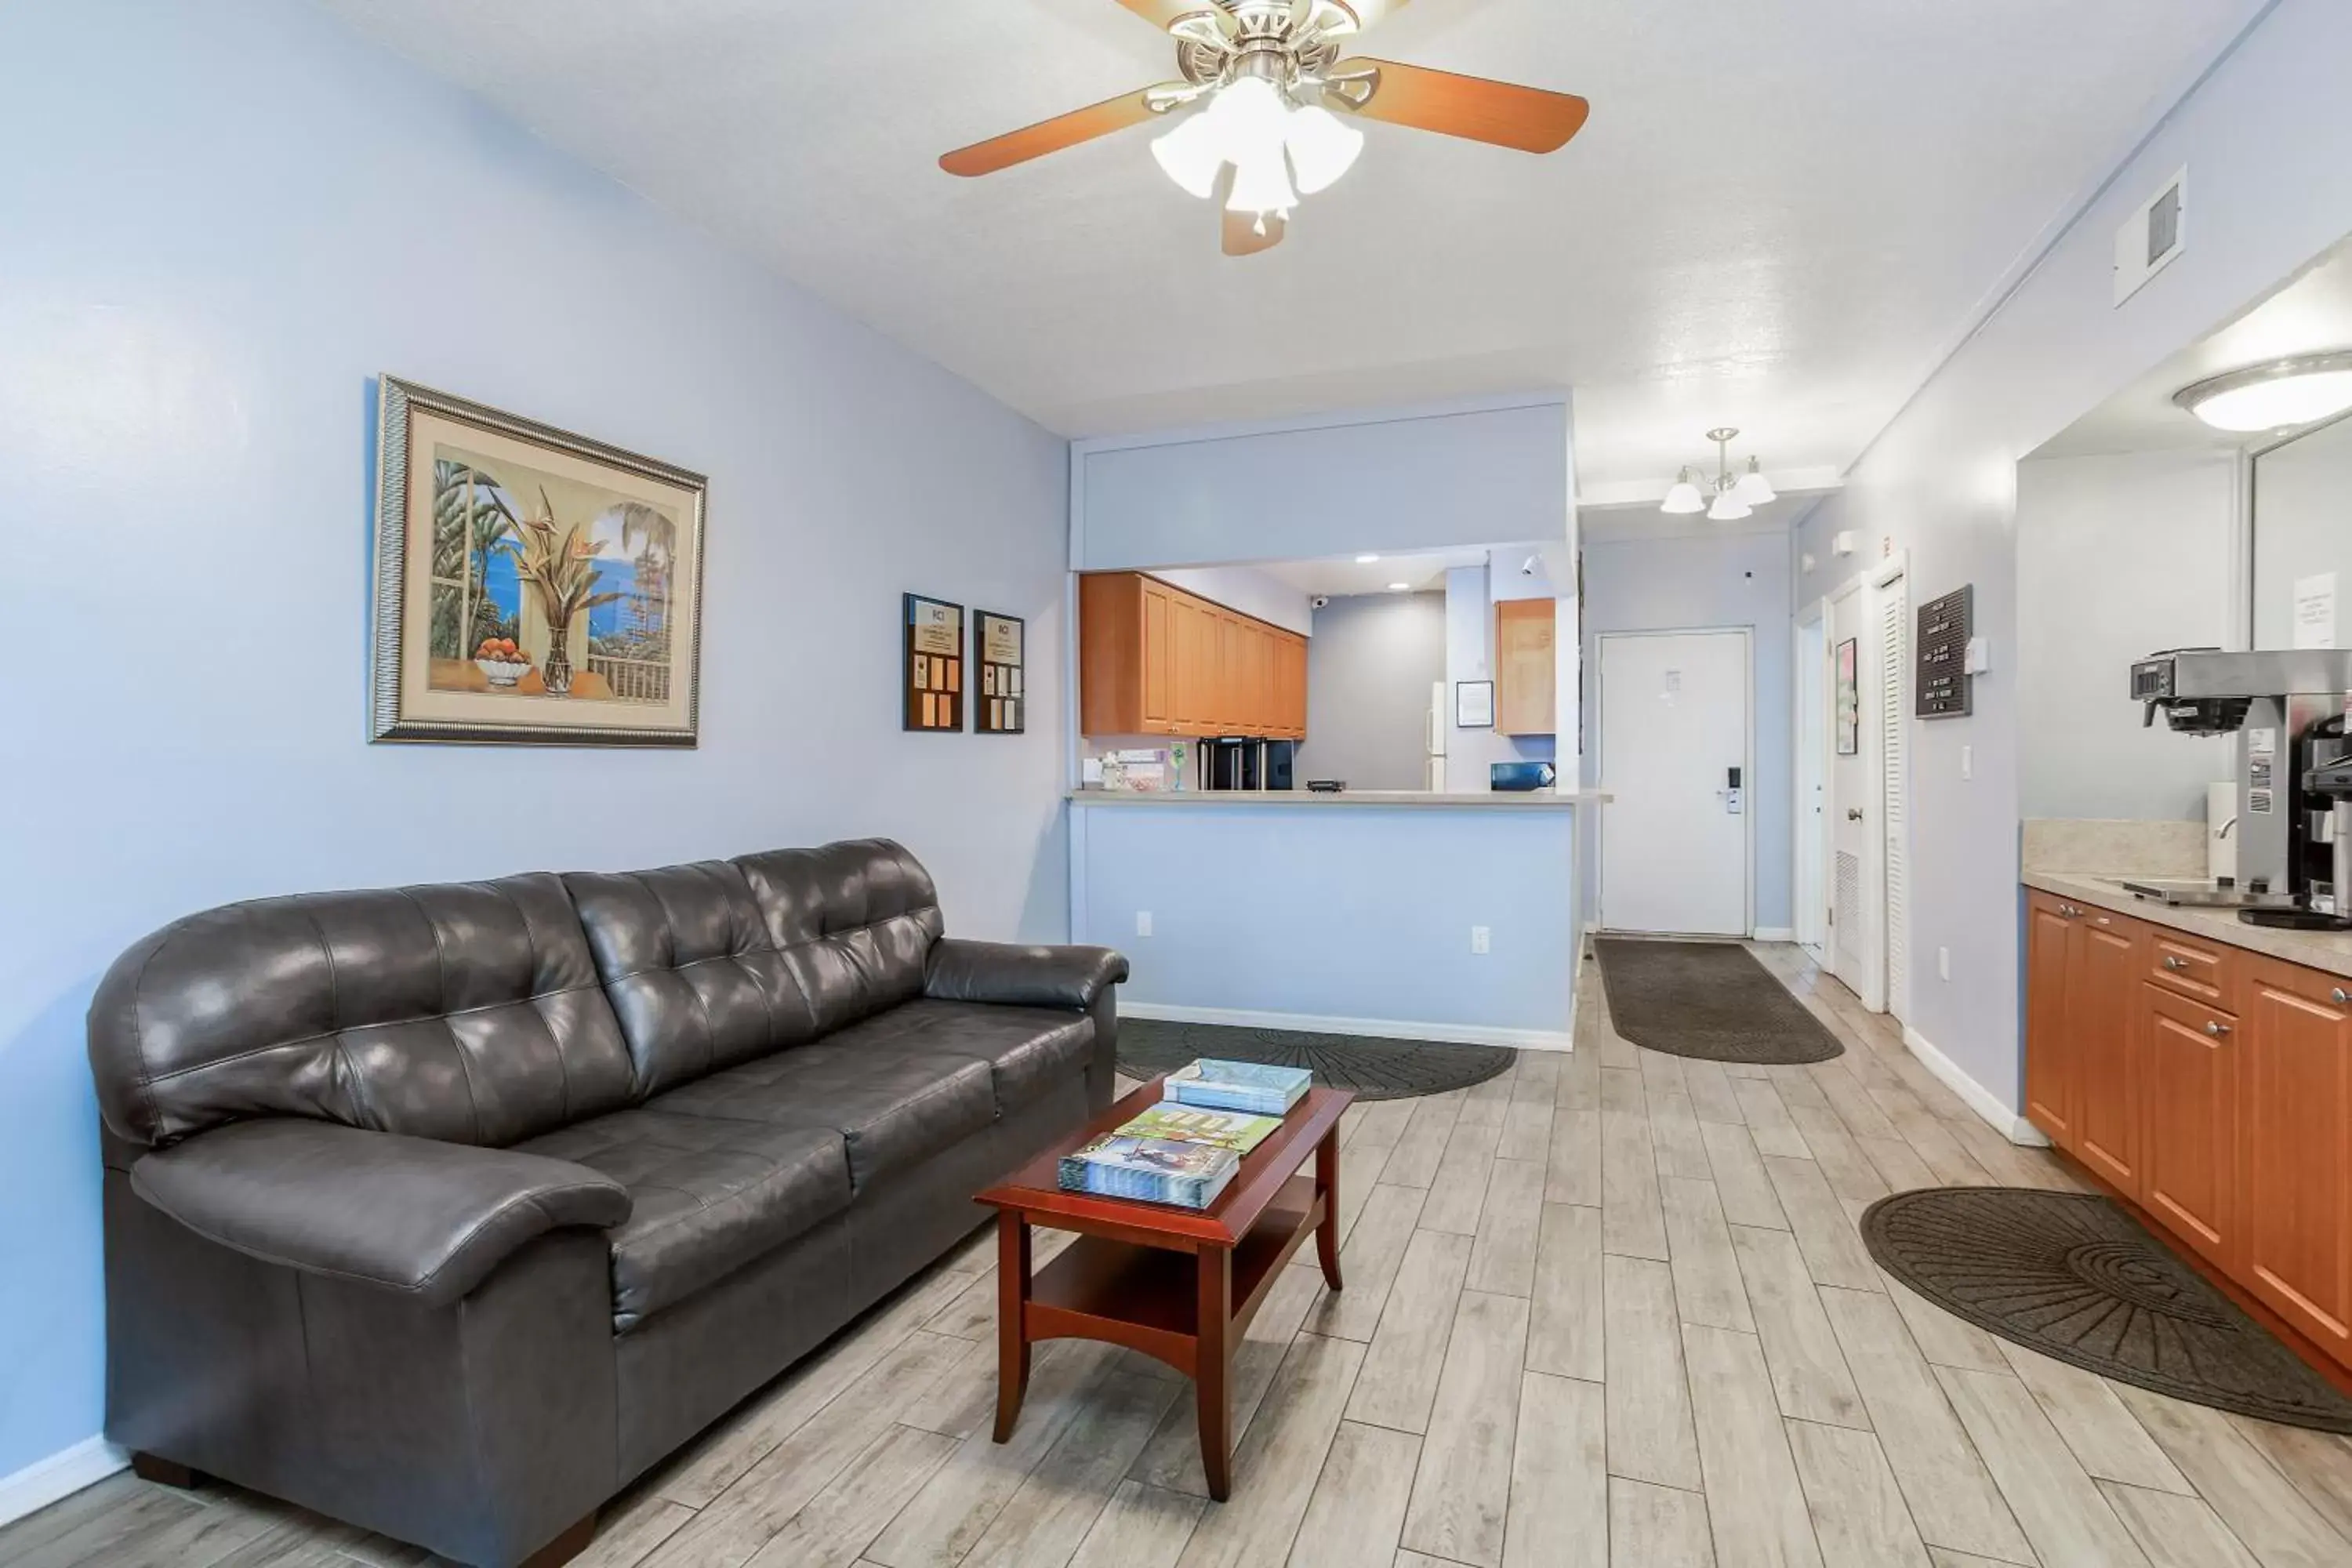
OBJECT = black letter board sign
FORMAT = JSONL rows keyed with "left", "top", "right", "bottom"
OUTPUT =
{"left": 1916, "top": 585, "right": 1972, "bottom": 719}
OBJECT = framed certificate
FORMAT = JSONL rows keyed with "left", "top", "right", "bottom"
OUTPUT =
{"left": 1455, "top": 680, "right": 1495, "bottom": 728}
{"left": 904, "top": 594, "right": 965, "bottom": 732}
{"left": 975, "top": 609, "right": 1025, "bottom": 735}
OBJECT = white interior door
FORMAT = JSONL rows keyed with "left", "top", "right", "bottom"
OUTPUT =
{"left": 1795, "top": 611, "right": 1828, "bottom": 959}
{"left": 1599, "top": 630, "right": 1751, "bottom": 936}
{"left": 1829, "top": 586, "right": 1869, "bottom": 983}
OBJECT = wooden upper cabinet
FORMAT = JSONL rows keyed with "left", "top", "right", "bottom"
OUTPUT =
{"left": 2239, "top": 957, "right": 2352, "bottom": 1364}
{"left": 2024, "top": 892, "right": 2077, "bottom": 1146}
{"left": 1079, "top": 572, "right": 1307, "bottom": 739}
{"left": 1494, "top": 598, "right": 1556, "bottom": 735}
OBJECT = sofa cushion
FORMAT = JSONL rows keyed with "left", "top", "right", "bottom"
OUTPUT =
{"left": 88, "top": 873, "right": 636, "bottom": 1149}
{"left": 820, "top": 1000, "right": 1095, "bottom": 1113}
{"left": 564, "top": 841, "right": 946, "bottom": 1102}
{"left": 514, "top": 1110, "right": 851, "bottom": 1332}
{"left": 652, "top": 1044, "right": 995, "bottom": 1191}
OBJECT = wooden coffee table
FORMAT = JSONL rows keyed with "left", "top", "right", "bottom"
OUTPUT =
{"left": 976, "top": 1076, "right": 1352, "bottom": 1501}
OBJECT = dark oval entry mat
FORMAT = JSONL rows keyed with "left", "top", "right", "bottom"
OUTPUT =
{"left": 1593, "top": 938, "right": 1843, "bottom": 1064}
{"left": 1116, "top": 1018, "right": 1515, "bottom": 1102}
{"left": 1863, "top": 1187, "right": 2352, "bottom": 1433}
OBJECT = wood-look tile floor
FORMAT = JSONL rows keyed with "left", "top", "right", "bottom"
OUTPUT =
{"left": 14, "top": 944, "right": 2352, "bottom": 1568}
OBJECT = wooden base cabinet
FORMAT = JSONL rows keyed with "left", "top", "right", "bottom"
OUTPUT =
{"left": 2240, "top": 957, "right": 2352, "bottom": 1365}
{"left": 2023, "top": 887, "right": 2352, "bottom": 1372}
{"left": 1080, "top": 572, "right": 1307, "bottom": 741}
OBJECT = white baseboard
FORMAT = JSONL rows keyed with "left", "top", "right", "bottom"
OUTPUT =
{"left": 1751, "top": 926, "right": 1796, "bottom": 942}
{"left": 1117, "top": 1000, "right": 1573, "bottom": 1054}
{"left": 1901, "top": 1024, "right": 2048, "bottom": 1146}
{"left": 0, "top": 1436, "right": 127, "bottom": 1528}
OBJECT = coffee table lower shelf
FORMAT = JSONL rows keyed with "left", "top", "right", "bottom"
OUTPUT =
{"left": 980, "top": 1084, "right": 1351, "bottom": 1503}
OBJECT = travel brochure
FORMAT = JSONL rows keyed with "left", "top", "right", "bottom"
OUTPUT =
{"left": 1057, "top": 1060, "right": 1314, "bottom": 1208}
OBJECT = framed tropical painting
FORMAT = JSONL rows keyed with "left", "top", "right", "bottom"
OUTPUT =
{"left": 370, "top": 378, "right": 707, "bottom": 746}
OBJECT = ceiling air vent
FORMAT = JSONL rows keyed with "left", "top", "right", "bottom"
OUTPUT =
{"left": 2114, "top": 166, "right": 2187, "bottom": 307}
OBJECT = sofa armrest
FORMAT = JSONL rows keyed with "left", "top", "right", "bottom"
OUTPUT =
{"left": 924, "top": 938, "right": 1130, "bottom": 1012}
{"left": 129, "top": 1120, "right": 631, "bottom": 1309}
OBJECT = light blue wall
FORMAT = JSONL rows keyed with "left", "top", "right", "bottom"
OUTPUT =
{"left": 0, "top": 0, "right": 1069, "bottom": 1484}
{"left": 1580, "top": 531, "right": 1795, "bottom": 932}
{"left": 1791, "top": 0, "right": 2352, "bottom": 1115}
{"left": 1073, "top": 804, "right": 1575, "bottom": 1036}
{"left": 1074, "top": 401, "right": 1573, "bottom": 570}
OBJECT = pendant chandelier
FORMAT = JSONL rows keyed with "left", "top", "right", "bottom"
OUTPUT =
{"left": 1661, "top": 427, "right": 1776, "bottom": 521}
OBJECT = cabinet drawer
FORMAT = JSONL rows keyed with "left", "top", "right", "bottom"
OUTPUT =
{"left": 2148, "top": 931, "right": 2235, "bottom": 1006}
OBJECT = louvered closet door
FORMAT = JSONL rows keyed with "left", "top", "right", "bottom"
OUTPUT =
{"left": 1879, "top": 575, "right": 1910, "bottom": 1020}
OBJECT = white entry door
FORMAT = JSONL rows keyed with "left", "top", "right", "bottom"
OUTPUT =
{"left": 1830, "top": 585, "right": 1870, "bottom": 983}
{"left": 1599, "top": 630, "right": 1751, "bottom": 935}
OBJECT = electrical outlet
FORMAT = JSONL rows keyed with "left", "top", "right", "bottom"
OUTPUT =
{"left": 1471, "top": 926, "right": 1491, "bottom": 954}
{"left": 1938, "top": 946, "right": 1951, "bottom": 982}
{"left": 1962, "top": 745, "right": 1973, "bottom": 781}
{"left": 1136, "top": 911, "right": 1153, "bottom": 938}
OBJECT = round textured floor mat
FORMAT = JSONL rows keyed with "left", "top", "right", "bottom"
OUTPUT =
{"left": 1116, "top": 1018, "right": 1515, "bottom": 1102}
{"left": 1863, "top": 1187, "right": 2352, "bottom": 1433}
{"left": 1593, "top": 938, "right": 1843, "bottom": 1064}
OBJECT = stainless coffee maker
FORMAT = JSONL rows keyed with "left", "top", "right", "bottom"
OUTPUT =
{"left": 2131, "top": 648, "right": 2352, "bottom": 930}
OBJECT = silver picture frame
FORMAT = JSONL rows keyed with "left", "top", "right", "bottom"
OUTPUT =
{"left": 369, "top": 376, "right": 709, "bottom": 746}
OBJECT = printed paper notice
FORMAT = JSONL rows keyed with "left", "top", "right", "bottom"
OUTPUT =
{"left": 2293, "top": 572, "right": 2338, "bottom": 649}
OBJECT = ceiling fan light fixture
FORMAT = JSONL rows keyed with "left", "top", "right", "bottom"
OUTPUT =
{"left": 1150, "top": 108, "right": 1225, "bottom": 199}
{"left": 1284, "top": 103, "right": 1364, "bottom": 195}
{"left": 1661, "top": 469, "right": 1706, "bottom": 515}
{"left": 1732, "top": 456, "right": 1777, "bottom": 506}
{"left": 1225, "top": 143, "right": 1297, "bottom": 218}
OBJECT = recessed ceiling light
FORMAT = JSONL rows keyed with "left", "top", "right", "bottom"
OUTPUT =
{"left": 2175, "top": 350, "right": 2352, "bottom": 433}
{"left": 1388, "top": 582, "right": 1410, "bottom": 592}
{"left": 1355, "top": 554, "right": 1381, "bottom": 564}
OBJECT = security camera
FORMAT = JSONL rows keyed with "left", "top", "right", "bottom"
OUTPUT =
{"left": 1311, "top": 594, "right": 1330, "bottom": 609}
{"left": 1519, "top": 555, "right": 1541, "bottom": 577}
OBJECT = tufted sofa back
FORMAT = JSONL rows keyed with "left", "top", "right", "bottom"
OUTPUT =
{"left": 561, "top": 840, "right": 943, "bottom": 1098}
{"left": 87, "top": 840, "right": 945, "bottom": 1150}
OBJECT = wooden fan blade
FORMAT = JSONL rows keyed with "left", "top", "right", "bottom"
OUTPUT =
{"left": 1223, "top": 206, "right": 1287, "bottom": 257}
{"left": 1335, "top": 58, "right": 1589, "bottom": 153}
{"left": 940, "top": 86, "right": 1163, "bottom": 176}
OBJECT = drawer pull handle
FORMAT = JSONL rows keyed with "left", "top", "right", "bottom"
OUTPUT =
{"left": 2094, "top": 916, "right": 2111, "bottom": 927}
{"left": 2336, "top": 987, "right": 2350, "bottom": 1006}
{"left": 2205, "top": 1021, "right": 2233, "bottom": 1037}
{"left": 2162, "top": 956, "right": 2189, "bottom": 971}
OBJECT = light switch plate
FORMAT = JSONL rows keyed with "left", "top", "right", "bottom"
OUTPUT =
{"left": 1135, "top": 911, "right": 1153, "bottom": 938}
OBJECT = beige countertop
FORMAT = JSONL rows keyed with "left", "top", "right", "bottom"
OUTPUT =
{"left": 1066, "top": 788, "right": 1603, "bottom": 811}
{"left": 2021, "top": 870, "right": 2352, "bottom": 981}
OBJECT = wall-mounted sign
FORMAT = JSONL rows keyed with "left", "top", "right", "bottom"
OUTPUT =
{"left": 903, "top": 594, "right": 964, "bottom": 732}
{"left": 1455, "top": 680, "right": 1494, "bottom": 728}
{"left": 1916, "top": 584, "right": 1973, "bottom": 719}
{"left": 976, "top": 609, "right": 1025, "bottom": 734}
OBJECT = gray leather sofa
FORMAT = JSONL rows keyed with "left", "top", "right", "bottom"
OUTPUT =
{"left": 85, "top": 839, "right": 1126, "bottom": 1568}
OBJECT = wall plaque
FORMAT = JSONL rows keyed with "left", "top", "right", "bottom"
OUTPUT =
{"left": 1916, "top": 584, "right": 1973, "bottom": 719}
{"left": 904, "top": 593, "right": 964, "bottom": 731}
{"left": 975, "top": 610, "right": 1025, "bottom": 734}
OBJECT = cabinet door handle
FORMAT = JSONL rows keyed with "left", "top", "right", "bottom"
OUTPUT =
{"left": 2336, "top": 987, "right": 2350, "bottom": 1006}
{"left": 2093, "top": 916, "right": 2111, "bottom": 927}
{"left": 2204, "top": 1021, "right": 2232, "bottom": 1037}
{"left": 2162, "top": 956, "right": 2188, "bottom": 971}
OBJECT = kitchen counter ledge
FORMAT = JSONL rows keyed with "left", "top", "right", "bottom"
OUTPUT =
{"left": 2022, "top": 870, "right": 2352, "bottom": 981}
{"left": 1067, "top": 788, "right": 1602, "bottom": 811}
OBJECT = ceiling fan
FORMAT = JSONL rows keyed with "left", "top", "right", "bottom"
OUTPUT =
{"left": 939, "top": 0, "right": 1590, "bottom": 257}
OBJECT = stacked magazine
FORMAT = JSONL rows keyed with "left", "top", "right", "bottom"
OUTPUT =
{"left": 1165, "top": 1058, "right": 1312, "bottom": 1116}
{"left": 1057, "top": 1064, "right": 1309, "bottom": 1208}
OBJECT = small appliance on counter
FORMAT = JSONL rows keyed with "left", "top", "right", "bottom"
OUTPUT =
{"left": 1491, "top": 761, "right": 1558, "bottom": 793}
{"left": 1200, "top": 737, "right": 1298, "bottom": 791}
{"left": 2130, "top": 648, "right": 2352, "bottom": 929}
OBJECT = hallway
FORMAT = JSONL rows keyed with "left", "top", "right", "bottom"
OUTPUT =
{"left": 9, "top": 946, "right": 2352, "bottom": 1568}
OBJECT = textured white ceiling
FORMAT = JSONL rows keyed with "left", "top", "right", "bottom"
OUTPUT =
{"left": 313, "top": 0, "right": 2264, "bottom": 487}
